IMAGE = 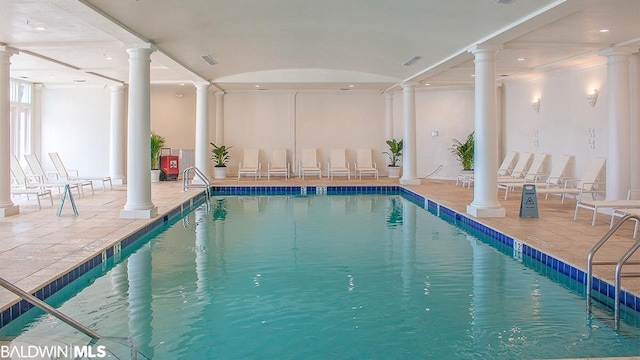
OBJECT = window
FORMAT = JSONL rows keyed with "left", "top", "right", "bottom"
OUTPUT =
{"left": 9, "top": 80, "right": 33, "bottom": 164}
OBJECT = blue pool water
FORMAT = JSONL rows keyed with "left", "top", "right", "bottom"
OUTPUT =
{"left": 2, "top": 194, "right": 640, "bottom": 359}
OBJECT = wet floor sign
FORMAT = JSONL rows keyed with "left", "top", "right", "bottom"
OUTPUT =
{"left": 519, "top": 184, "right": 539, "bottom": 218}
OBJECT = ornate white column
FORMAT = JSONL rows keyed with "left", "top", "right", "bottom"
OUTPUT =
{"left": 0, "top": 47, "right": 19, "bottom": 217}
{"left": 629, "top": 53, "right": 640, "bottom": 195}
{"left": 120, "top": 45, "right": 157, "bottom": 219}
{"left": 600, "top": 48, "right": 635, "bottom": 200}
{"left": 385, "top": 92, "right": 394, "bottom": 141}
{"left": 215, "top": 91, "right": 225, "bottom": 145}
{"left": 467, "top": 45, "right": 505, "bottom": 218}
{"left": 109, "top": 84, "right": 127, "bottom": 185}
{"left": 400, "top": 82, "right": 420, "bottom": 185}
{"left": 194, "top": 82, "right": 211, "bottom": 182}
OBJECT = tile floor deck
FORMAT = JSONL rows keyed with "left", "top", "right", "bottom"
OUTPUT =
{"left": 1, "top": 176, "right": 640, "bottom": 335}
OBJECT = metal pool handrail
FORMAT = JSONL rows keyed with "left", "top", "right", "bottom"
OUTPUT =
{"left": 182, "top": 166, "right": 212, "bottom": 201}
{"left": 0, "top": 276, "right": 100, "bottom": 339}
{"left": 586, "top": 213, "right": 640, "bottom": 330}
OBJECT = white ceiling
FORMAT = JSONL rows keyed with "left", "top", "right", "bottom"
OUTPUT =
{"left": 2, "top": 0, "right": 639, "bottom": 92}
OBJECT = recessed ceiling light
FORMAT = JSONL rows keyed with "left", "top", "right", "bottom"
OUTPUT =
{"left": 517, "top": 58, "right": 525, "bottom": 61}
{"left": 349, "top": 85, "right": 354, "bottom": 88}
{"left": 255, "top": 85, "right": 260, "bottom": 88}
{"left": 599, "top": 29, "right": 610, "bottom": 33}
{"left": 424, "top": 83, "right": 430, "bottom": 86}
{"left": 471, "top": 74, "right": 475, "bottom": 77}
{"left": 34, "top": 26, "right": 47, "bottom": 31}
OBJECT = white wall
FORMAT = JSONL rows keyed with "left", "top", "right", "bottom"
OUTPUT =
{"left": 40, "top": 86, "right": 111, "bottom": 177}
{"left": 503, "top": 64, "right": 608, "bottom": 180}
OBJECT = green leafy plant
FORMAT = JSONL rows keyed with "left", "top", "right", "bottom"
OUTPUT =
{"left": 210, "top": 143, "right": 232, "bottom": 167}
{"left": 150, "top": 132, "right": 166, "bottom": 170}
{"left": 450, "top": 131, "right": 474, "bottom": 171}
{"left": 383, "top": 139, "right": 403, "bottom": 167}
{"left": 386, "top": 196, "right": 403, "bottom": 228}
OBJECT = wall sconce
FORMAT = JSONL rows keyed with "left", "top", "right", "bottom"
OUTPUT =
{"left": 586, "top": 90, "right": 598, "bottom": 107}
{"left": 531, "top": 98, "right": 540, "bottom": 113}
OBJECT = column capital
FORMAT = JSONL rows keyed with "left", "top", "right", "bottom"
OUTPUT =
{"left": 0, "top": 46, "right": 19, "bottom": 55}
{"left": 215, "top": 91, "right": 226, "bottom": 97}
{"left": 467, "top": 44, "right": 503, "bottom": 55}
{"left": 599, "top": 47, "right": 638, "bottom": 57}
{"left": 193, "top": 81, "right": 211, "bottom": 88}
{"left": 401, "top": 82, "right": 418, "bottom": 90}
{"left": 110, "top": 84, "right": 126, "bottom": 92}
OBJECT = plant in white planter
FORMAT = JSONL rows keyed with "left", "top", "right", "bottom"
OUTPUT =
{"left": 210, "top": 142, "right": 232, "bottom": 179}
{"left": 383, "top": 138, "right": 403, "bottom": 178}
{"left": 150, "top": 132, "right": 165, "bottom": 182}
{"left": 450, "top": 131, "right": 474, "bottom": 172}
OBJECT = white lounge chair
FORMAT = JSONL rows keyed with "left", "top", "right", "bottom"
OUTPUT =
{"left": 9, "top": 156, "right": 54, "bottom": 209}
{"left": 575, "top": 189, "right": 640, "bottom": 226}
{"left": 354, "top": 149, "right": 378, "bottom": 180}
{"left": 24, "top": 153, "right": 94, "bottom": 196}
{"left": 610, "top": 208, "right": 640, "bottom": 238}
{"left": 268, "top": 149, "right": 289, "bottom": 180}
{"left": 500, "top": 154, "right": 573, "bottom": 200}
{"left": 48, "top": 152, "right": 113, "bottom": 191}
{"left": 299, "top": 148, "right": 322, "bottom": 179}
{"left": 537, "top": 157, "right": 606, "bottom": 204}
{"left": 498, "top": 151, "right": 518, "bottom": 176}
{"left": 237, "top": 148, "right": 262, "bottom": 180}
{"left": 498, "top": 153, "right": 548, "bottom": 185}
{"left": 497, "top": 152, "right": 533, "bottom": 181}
{"left": 328, "top": 149, "right": 350, "bottom": 180}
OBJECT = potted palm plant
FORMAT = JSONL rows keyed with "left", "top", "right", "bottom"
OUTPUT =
{"left": 383, "top": 138, "right": 403, "bottom": 178}
{"left": 150, "top": 132, "right": 165, "bottom": 182}
{"left": 450, "top": 131, "right": 474, "bottom": 172}
{"left": 210, "top": 142, "right": 232, "bottom": 179}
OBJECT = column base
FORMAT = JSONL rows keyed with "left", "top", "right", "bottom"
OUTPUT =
{"left": 400, "top": 178, "right": 421, "bottom": 185}
{"left": 466, "top": 204, "right": 505, "bottom": 218}
{"left": 0, "top": 205, "right": 19, "bottom": 217}
{"left": 120, "top": 207, "right": 158, "bottom": 219}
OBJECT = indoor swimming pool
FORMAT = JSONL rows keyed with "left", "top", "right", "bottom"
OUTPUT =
{"left": 1, "top": 192, "right": 640, "bottom": 359}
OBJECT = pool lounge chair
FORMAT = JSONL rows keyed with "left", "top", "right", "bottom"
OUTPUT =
{"left": 497, "top": 152, "right": 533, "bottom": 181}
{"left": 237, "top": 148, "right": 262, "bottom": 180}
{"left": 268, "top": 149, "right": 289, "bottom": 180}
{"left": 299, "top": 148, "right": 322, "bottom": 179}
{"left": 575, "top": 189, "right": 640, "bottom": 226}
{"left": 500, "top": 154, "right": 572, "bottom": 200}
{"left": 536, "top": 157, "right": 606, "bottom": 205}
{"left": 328, "top": 148, "right": 350, "bottom": 180}
{"left": 48, "top": 152, "right": 112, "bottom": 191}
{"left": 498, "top": 153, "right": 548, "bottom": 185}
{"left": 354, "top": 149, "right": 378, "bottom": 180}
{"left": 498, "top": 151, "right": 518, "bottom": 176}
{"left": 610, "top": 208, "right": 640, "bottom": 238}
{"left": 9, "top": 157, "right": 54, "bottom": 209}
{"left": 24, "top": 153, "right": 94, "bottom": 196}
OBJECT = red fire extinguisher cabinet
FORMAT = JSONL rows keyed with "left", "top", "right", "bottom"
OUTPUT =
{"left": 160, "top": 148, "right": 179, "bottom": 181}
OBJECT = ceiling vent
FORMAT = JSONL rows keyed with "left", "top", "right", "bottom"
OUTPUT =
{"left": 495, "top": 0, "right": 515, "bottom": 4}
{"left": 402, "top": 56, "right": 422, "bottom": 66}
{"left": 201, "top": 55, "right": 217, "bottom": 66}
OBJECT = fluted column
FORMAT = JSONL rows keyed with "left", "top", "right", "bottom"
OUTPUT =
{"left": 631, "top": 54, "right": 640, "bottom": 194}
{"left": 467, "top": 45, "right": 505, "bottom": 218}
{"left": 121, "top": 45, "right": 157, "bottom": 219}
{"left": 600, "top": 48, "right": 635, "bottom": 200}
{"left": 400, "top": 83, "right": 419, "bottom": 185}
{"left": 215, "top": 92, "right": 225, "bottom": 145}
{"left": 109, "top": 84, "right": 127, "bottom": 185}
{"left": 385, "top": 92, "right": 394, "bottom": 141}
{"left": 0, "top": 47, "right": 19, "bottom": 217}
{"left": 194, "top": 82, "right": 211, "bottom": 182}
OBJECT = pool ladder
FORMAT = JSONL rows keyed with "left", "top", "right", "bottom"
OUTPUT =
{"left": 182, "top": 166, "right": 212, "bottom": 202}
{"left": 586, "top": 213, "right": 640, "bottom": 330}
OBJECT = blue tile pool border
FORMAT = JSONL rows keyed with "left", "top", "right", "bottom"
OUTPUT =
{"left": 395, "top": 187, "right": 640, "bottom": 315}
{"left": 2, "top": 184, "right": 638, "bottom": 329}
